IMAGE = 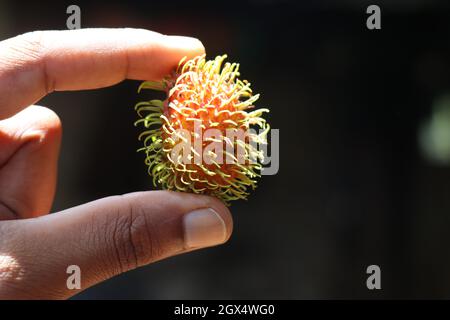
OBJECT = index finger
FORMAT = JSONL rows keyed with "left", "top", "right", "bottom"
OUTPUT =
{"left": 0, "top": 28, "right": 205, "bottom": 119}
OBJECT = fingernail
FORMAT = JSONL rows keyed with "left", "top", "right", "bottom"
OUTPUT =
{"left": 183, "top": 208, "right": 227, "bottom": 249}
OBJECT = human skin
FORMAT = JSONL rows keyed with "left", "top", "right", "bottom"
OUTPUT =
{"left": 0, "top": 28, "right": 233, "bottom": 299}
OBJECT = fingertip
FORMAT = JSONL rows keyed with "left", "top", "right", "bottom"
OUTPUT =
{"left": 163, "top": 35, "right": 205, "bottom": 58}
{"left": 201, "top": 194, "right": 234, "bottom": 243}
{"left": 156, "top": 190, "right": 233, "bottom": 240}
{"left": 133, "top": 190, "right": 233, "bottom": 245}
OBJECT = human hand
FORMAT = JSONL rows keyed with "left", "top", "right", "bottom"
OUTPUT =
{"left": 0, "top": 28, "right": 233, "bottom": 299}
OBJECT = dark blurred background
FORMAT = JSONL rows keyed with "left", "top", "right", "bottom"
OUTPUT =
{"left": 1, "top": 0, "right": 450, "bottom": 299}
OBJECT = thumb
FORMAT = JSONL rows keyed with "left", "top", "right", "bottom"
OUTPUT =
{"left": 0, "top": 190, "right": 232, "bottom": 299}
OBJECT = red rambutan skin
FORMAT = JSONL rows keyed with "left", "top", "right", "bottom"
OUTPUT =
{"left": 135, "top": 55, "right": 269, "bottom": 203}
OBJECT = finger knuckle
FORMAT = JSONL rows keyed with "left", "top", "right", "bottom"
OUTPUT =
{"left": 106, "top": 195, "right": 161, "bottom": 274}
{"left": 6, "top": 31, "right": 46, "bottom": 64}
{"left": 20, "top": 106, "right": 62, "bottom": 145}
{"left": 3, "top": 31, "right": 54, "bottom": 93}
{"left": 34, "top": 106, "right": 62, "bottom": 136}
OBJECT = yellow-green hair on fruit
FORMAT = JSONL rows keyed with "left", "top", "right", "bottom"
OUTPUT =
{"left": 134, "top": 54, "right": 270, "bottom": 204}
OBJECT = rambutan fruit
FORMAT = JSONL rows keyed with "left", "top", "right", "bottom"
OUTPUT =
{"left": 134, "top": 54, "right": 270, "bottom": 203}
